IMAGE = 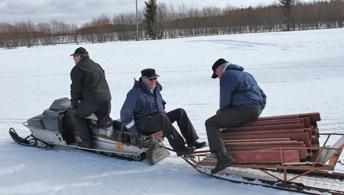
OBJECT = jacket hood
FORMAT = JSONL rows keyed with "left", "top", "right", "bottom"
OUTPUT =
{"left": 226, "top": 64, "right": 244, "bottom": 71}
{"left": 76, "top": 58, "right": 93, "bottom": 71}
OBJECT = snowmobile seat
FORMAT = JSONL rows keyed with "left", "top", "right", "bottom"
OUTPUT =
{"left": 111, "top": 121, "right": 164, "bottom": 147}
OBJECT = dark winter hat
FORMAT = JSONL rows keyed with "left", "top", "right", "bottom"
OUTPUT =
{"left": 70, "top": 47, "right": 88, "bottom": 56}
{"left": 211, "top": 58, "right": 228, "bottom": 78}
{"left": 141, "top": 68, "right": 159, "bottom": 78}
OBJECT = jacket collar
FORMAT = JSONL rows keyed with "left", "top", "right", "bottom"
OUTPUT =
{"left": 225, "top": 63, "right": 244, "bottom": 71}
{"left": 77, "top": 57, "right": 88, "bottom": 64}
{"left": 133, "top": 79, "right": 162, "bottom": 94}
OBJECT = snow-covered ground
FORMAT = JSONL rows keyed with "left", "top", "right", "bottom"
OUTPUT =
{"left": 0, "top": 28, "right": 343, "bottom": 195}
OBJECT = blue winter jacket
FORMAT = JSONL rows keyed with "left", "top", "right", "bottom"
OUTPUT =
{"left": 120, "top": 79, "right": 166, "bottom": 133}
{"left": 219, "top": 64, "right": 266, "bottom": 111}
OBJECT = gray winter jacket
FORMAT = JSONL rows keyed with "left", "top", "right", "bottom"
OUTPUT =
{"left": 120, "top": 79, "right": 166, "bottom": 133}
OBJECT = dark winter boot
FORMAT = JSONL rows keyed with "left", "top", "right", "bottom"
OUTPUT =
{"left": 211, "top": 153, "right": 235, "bottom": 174}
{"left": 187, "top": 140, "right": 207, "bottom": 149}
{"left": 176, "top": 146, "right": 194, "bottom": 156}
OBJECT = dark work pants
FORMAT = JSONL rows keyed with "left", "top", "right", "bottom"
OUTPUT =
{"left": 72, "top": 99, "right": 111, "bottom": 147}
{"left": 205, "top": 105, "right": 262, "bottom": 156}
{"left": 143, "top": 108, "right": 199, "bottom": 151}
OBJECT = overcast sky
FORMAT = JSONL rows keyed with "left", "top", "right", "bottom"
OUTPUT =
{"left": 0, "top": 0, "right": 318, "bottom": 26}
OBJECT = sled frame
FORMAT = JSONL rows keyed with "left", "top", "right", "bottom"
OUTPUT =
{"left": 189, "top": 133, "right": 344, "bottom": 184}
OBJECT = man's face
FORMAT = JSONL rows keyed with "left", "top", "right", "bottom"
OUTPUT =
{"left": 215, "top": 64, "right": 226, "bottom": 78}
{"left": 73, "top": 55, "right": 81, "bottom": 64}
{"left": 142, "top": 76, "right": 158, "bottom": 91}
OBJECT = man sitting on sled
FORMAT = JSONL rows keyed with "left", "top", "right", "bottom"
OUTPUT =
{"left": 206, "top": 58, "right": 266, "bottom": 173}
{"left": 120, "top": 68, "right": 206, "bottom": 156}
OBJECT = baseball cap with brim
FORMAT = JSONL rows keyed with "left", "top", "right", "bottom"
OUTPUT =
{"left": 211, "top": 58, "right": 228, "bottom": 78}
{"left": 70, "top": 47, "right": 88, "bottom": 56}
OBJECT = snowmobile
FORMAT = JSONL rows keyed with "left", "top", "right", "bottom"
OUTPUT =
{"left": 9, "top": 97, "right": 170, "bottom": 165}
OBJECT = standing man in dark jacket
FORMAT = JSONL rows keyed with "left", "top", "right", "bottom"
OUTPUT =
{"left": 206, "top": 58, "right": 266, "bottom": 174}
{"left": 70, "top": 47, "right": 112, "bottom": 148}
{"left": 120, "top": 68, "right": 206, "bottom": 156}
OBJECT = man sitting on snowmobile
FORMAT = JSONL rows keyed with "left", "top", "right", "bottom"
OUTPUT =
{"left": 70, "top": 47, "right": 112, "bottom": 148}
{"left": 120, "top": 68, "right": 206, "bottom": 156}
{"left": 206, "top": 58, "right": 266, "bottom": 174}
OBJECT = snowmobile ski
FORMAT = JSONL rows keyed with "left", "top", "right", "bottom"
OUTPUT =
{"left": 9, "top": 128, "right": 53, "bottom": 148}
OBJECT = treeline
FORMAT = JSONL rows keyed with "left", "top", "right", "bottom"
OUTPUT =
{"left": 0, "top": 20, "right": 78, "bottom": 48}
{"left": 1, "top": 0, "right": 344, "bottom": 49}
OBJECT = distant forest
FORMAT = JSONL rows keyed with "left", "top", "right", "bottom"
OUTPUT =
{"left": 1, "top": 0, "right": 343, "bottom": 48}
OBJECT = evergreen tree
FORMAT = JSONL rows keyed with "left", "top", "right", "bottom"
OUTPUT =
{"left": 143, "top": 0, "right": 158, "bottom": 39}
{"left": 280, "top": 0, "right": 295, "bottom": 31}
